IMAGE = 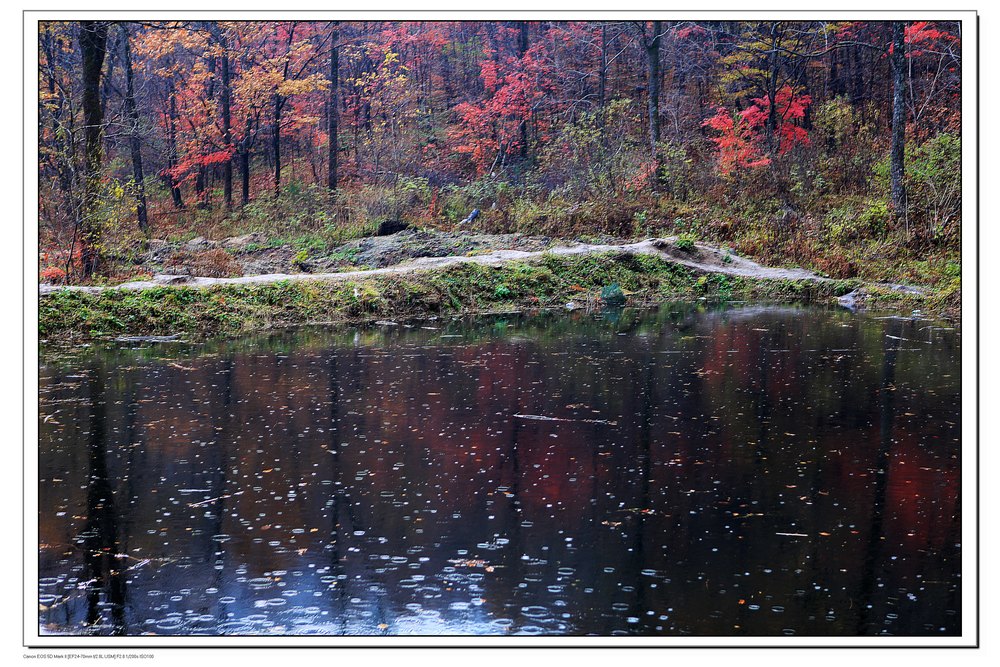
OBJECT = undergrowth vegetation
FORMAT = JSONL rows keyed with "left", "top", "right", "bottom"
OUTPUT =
{"left": 42, "top": 126, "right": 959, "bottom": 294}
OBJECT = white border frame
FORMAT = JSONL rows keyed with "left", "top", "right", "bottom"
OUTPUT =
{"left": 20, "top": 6, "right": 979, "bottom": 652}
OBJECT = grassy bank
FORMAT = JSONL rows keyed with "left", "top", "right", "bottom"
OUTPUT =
{"left": 39, "top": 252, "right": 868, "bottom": 343}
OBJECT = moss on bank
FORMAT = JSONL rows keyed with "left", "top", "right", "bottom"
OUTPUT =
{"left": 39, "top": 252, "right": 863, "bottom": 343}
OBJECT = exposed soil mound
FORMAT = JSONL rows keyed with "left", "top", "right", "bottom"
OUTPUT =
{"left": 42, "top": 235, "right": 831, "bottom": 296}
{"left": 341, "top": 229, "right": 558, "bottom": 269}
{"left": 133, "top": 228, "right": 561, "bottom": 276}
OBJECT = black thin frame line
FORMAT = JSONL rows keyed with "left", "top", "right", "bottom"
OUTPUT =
{"left": 974, "top": 10, "right": 980, "bottom": 654}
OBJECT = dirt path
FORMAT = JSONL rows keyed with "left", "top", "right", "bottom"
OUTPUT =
{"left": 39, "top": 237, "right": 823, "bottom": 295}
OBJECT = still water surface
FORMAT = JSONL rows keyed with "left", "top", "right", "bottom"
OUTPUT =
{"left": 38, "top": 304, "right": 961, "bottom": 637}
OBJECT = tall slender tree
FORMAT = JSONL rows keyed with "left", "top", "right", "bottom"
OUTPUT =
{"left": 79, "top": 20, "right": 109, "bottom": 278}
{"left": 518, "top": 21, "right": 530, "bottom": 161}
{"left": 327, "top": 21, "right": 340, "bottom": 197}
{"left": 646, "top": 21, "right": 663, "bottom": 158}
{"left": 212, "top": 24, "right": 234, "bottom": 210}
{"left": 890, "top": 21, "right": 907, "bottom": 227}
{"left": 119, "top": 23, "right": 148, "bottom": 235}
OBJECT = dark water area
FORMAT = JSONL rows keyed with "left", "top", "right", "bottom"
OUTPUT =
{"left": 38, "top": 303, "right": 962, "bottom": 637}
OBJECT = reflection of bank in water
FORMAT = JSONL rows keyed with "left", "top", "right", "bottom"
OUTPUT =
{"left": 37, "top": 304, "right": 962, "bottom": 636}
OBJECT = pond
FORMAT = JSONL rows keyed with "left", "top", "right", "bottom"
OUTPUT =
{"left": 37, "top": 303, "right": 962, "bottom": 637}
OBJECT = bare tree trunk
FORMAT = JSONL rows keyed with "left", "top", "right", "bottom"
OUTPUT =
{"left": 119, "top": 24, "right": 148, "bottom": 235}
{"left": 764, "top": 24, "right": 781, "bottom": 155}
{"left": 166, "top": 80, "right": 185, "bottom": 209}
{"left": 269, "top": 23, "right": 300, "bottom": 198}
{"left": 598, "top": 24, "right": 607, "bottom": 113}
{"left": 214, "top": 25, "right": 233, "bottom": 210}
{"left": 273, "top": 94, "right": 282, "bottom": 198}
{"left": 849, "top": 44, "right": 863, "bottom": 110}
{"left": 646, "top": 21, "right": 662, "bottom": 159}
{"left": 890, "top": 21, "right": 908, "bottom": 228}
{"left": 518, "top": 21, "right": 530, "bottom": 161}
{"left": 79, "top": 20, "right": 109, "bottom": 278}
{"left": 327, "top": 22, "right": 339, "bottom": 196}
{"left": 195, "top": 167, "right": 206, "bottom": 207}
{"left": 240, "top": 142, "right": 251, "bottom": 206}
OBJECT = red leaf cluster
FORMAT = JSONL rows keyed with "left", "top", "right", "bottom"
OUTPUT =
{"left": 702, "top": 85, "right": 811, "bottom": 175}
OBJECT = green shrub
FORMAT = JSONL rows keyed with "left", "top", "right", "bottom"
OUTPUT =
{"left": 440, "top": 177, "right": 517, "bottom": 227}
{"left": 674, "top": 234, "right": 697, "bottom": 252}
{"left": 825, "top": 199, "right": 889, "bottom": 243}
{"left": 907, "top": 133, "right": 961, "bottom": 238}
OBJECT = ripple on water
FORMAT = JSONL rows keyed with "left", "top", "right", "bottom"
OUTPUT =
{"left": 217, "top": 621, "right": 253, "bottom": 634}
{"left": 520, "top": 605, "right": 552, "bottom": 620}
{"left": 153, "top": 616, "right": 185, "bottom": 631}
{"left": 395, "top": 616, "right": 421, "bottom": 626}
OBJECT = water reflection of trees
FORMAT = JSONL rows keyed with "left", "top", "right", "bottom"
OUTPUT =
{"left": 38, "top": 306, "right": 961, "bottom": 635}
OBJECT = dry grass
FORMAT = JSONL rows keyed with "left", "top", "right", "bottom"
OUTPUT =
{"left": 164, "top": 248, "right": 244, "bottom": 278}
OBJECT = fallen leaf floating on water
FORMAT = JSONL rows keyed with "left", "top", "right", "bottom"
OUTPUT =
{"left": 448, "top": 558, "right": 493, "bottom": 569}
{"left": 514, "top": 413, "right": 617, "bottom": 425}
{"left": 187, "top": 490, "right": 244, "bottom": 507}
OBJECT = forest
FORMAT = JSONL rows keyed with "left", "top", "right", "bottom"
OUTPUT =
{"left": 38, "top": 20, "right": 962, "bottom": 305}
